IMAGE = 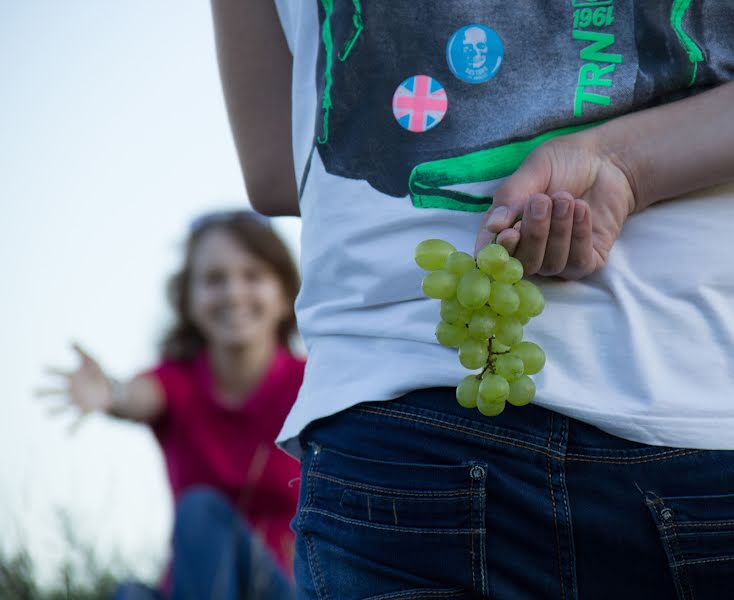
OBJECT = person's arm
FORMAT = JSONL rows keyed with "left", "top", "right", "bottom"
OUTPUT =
{"left": 37, "top": 343, "right": 165, "bottom": 424}
{"left": 479, "top": 81, "right": 734, "bottom": 279}
{"left": 599, "top": 80, "right": 734, "bottom": 212}
{"left": 210, "top": 0, "right": 299, "bottom": 217}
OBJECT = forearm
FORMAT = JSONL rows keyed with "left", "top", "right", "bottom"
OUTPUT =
{"left": 105, "top": 375, "right": 164, "bottom": 423}
{"left": 592, "top": 81, "right": 734, "bottom": 211}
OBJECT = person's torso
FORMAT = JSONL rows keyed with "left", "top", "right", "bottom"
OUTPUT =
{"left": 274, "top": 0, "right": 734, "bottom": 455}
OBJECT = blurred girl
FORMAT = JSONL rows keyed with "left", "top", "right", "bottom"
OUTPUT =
{"left": 41, "top": 210, "right": 303, "bottom": 599}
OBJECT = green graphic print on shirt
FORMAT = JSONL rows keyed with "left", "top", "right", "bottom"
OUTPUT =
{"left": 306, "top": 0, "right": 732, "bottom": 212}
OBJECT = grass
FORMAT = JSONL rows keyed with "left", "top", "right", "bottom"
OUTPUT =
{"left": 0, "top": 512, "right": 152, "bottom": 600}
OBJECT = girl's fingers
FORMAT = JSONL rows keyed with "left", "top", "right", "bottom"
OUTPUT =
{"left": 67, "top": 415, "right": 86, "bottom": 436}
{"left": 71, "top": 341, "right": 94, "bottom": 363}
{"left": 560, "top": 200, "right": 595, "bottom": 280}
{"left": 45, "top": 366, "right": 73, "bottom": 378}
{"left": 46, "top": 403, "right": 73, "bottom": 417}
{"left": 538, "top": 192, "right": 575, "bottom": 276}
{"left": 513, "top": 194, "right": 552, "bottom": 275}
{"left": 33, "top": 387, "right": 69, "bottom": 398}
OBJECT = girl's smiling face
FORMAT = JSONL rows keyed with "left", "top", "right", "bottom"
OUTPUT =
{"left": 188, "top": 227, "right": 290, "bottom": 350}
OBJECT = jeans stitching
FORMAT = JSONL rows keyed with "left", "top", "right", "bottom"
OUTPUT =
{"left": 671, "top": 520, "right": 734, "bottom": 528}
{"left": 476, "top": 479, "right": 488, "bottom": 596}
{"left": 565, "top": 450, "right": 702, "bottom": 464}
{"left": 547, "top": 414, "right": 566, "bottom": 600}
{"left": 355, "top": 406, "right": 701, "bottom": 464}
{"left": 301, "top": 507, "right": 481, "bottom": 534}
{"left": 670, "top": 520, "right": 695, "bottom": 600}
{"left": 558, "top": 418, "right": 577, "bottom": 599}
{"left": 671, "top": 555, "right": 734, "bottom": 567}
{"left": 366, "top": 589, "right": 465, "bottom": 600}
{"left": 304, "top": 445, "right": 329, "bottom": 600}
{"left": 311, "top": 472, "right": 473, "bottom": 497}
{"left": 469, "top": 479, "right": 476, "bottom": 592}
{"left": 355, "top": 406, "right": 556, "bottom": 458}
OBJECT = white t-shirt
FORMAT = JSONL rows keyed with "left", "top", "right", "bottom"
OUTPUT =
{"left": 273, "top": 0, "right": 734, "bottom": 457}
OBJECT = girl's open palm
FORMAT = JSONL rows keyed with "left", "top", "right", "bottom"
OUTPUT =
{"left": 36, "top": 343, "right": 112, "bottom": 415}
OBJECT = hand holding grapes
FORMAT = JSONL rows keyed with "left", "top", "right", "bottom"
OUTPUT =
{"left": 475, "top": 133, "right": 637, "bottom": 280}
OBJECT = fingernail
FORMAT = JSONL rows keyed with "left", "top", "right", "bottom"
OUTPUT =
{"left": 574, "top": 204, "right": 586, "bottom": 223}
{"left": 487, "top": 206, "right": 508, "bottom": 227}
{"left": 531, "top": 198, "right": 548, "bottom": 219}
{"left": 553, "top": 198, "right": 569, "bottom": 218}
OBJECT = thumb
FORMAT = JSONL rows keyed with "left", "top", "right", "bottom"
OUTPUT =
{"left": 483, "top": 148, "right": 551, "bottom": 234}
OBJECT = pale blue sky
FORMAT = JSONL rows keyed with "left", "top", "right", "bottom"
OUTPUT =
{"left": 1, "top": 1, "right": 300, "bottom": 584}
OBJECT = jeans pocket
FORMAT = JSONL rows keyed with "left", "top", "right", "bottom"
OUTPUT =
{"left": 646, "top": 492, "right": 734, "bottom": 599}
{"left": 295, "top": 442, "right": 489, "bottom": 600}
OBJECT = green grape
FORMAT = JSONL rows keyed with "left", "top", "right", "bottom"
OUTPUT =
{"left": 477, "top": 397, "right": 506, "bottom": 416}
{"left": 440, "top": 298, "right": 471, "bottom": 325}
{"left": 445, "top": 251, "right": 476, "bottom": 276}
{"left": 495, "top": 316, "right": 523, "bottom": 347}
{"left": 494, "top": 354, "right": 524, "bottom": 383}
{"left": 456, "top": 269, "right": 491, "bottom": 310}
{"left": 422, "top": 270, "right": 458, "bottom": 299}
{"left": 456, "top": 375, "right": 481, "bottom": 408}
{"left": 435, "top": 320, "right": 468, "bottom": 347}
{"left": 476, "top": 243, "right": 509, "bottom": 276}
{"left": 510, "top": 341, "right": 546, "bottom": 374}
{"left": 479, "top": 373, "right": 510, "bottom": 402}
{"left": 507, "top": 375, "right": 536, "bottom": 406}
{"left": 459, "top": 338, "right": 489, "bottom": 370}
{"left": 516, "top": 313, "right": 531, "bottom": 325}
{"left": 415, "top": 239, "right": 457, "bottom": 271}
{"left": 514, "top": 280, "right": 545, "bottom": 317}
{"left": 491, "top": 340, "right": 511, "bottom": 353}
{"left": 494, "top": 257, "right": 524, "bottom": 284}
{"left": 467, "top": 307, "right": 498, "bottom": 340}
{"left": 488, "top": 281, "right": 520, "bottom": 315}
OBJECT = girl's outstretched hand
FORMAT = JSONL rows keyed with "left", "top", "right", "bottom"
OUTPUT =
{"left": 475, "top": 133, "right": 636, "bottom": 280}
{"left": 36, "top": 342, "right": 114, "bottom": 416}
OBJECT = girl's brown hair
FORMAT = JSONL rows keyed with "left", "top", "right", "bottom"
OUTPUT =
{"left": 159, "top": 211, "right": 300, "bottom": 361}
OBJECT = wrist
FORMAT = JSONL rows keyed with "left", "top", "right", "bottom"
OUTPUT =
{"left": 587, "top": 124, "right": 647, "bottom": 213}
{"left": 105, "top": 378, "right": 128, "bottom": 414}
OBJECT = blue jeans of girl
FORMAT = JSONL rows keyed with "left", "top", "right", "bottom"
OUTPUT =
{"left": 292, "top": 387, "right": 734, "bottom": 599}
{"left": 112, "top": 486, "right": 294, "bottom": 600}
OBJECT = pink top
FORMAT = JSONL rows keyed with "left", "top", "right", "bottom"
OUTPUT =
{"left": 146, "top": 345, "right": 305, "bottom": 578}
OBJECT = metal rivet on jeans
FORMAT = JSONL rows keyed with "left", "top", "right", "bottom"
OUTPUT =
{"left": 661, "top": 508, "right": 673, "bottom": 522}
{"left": 470, "top": 465, "right": 486, "bottom": 480}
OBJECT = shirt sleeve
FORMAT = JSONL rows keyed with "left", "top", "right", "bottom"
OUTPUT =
{"left": 143, "top": 360, "right": 188, "bottom": 436}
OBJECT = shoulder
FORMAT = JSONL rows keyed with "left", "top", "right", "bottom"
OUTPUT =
{"left": 144, "top": 354, "right": 201, "bottom": 411}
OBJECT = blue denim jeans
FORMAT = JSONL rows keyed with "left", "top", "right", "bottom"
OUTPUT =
{"left": 113, "top": 486, "right": 294, "bottom": 600}
{"left": 292, "top": 388, "right": 734, "bottom": 599}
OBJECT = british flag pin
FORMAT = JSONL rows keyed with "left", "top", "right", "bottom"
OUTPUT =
{"left": 392, "top": 75, "right": 448, "bottom": 133}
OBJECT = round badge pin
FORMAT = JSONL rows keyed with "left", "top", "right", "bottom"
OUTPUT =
{"left": 446, "top": 24, "right": 504, "bottom": 84}
{"left": 392, "top": 75, "right": 448, "bottom": 133}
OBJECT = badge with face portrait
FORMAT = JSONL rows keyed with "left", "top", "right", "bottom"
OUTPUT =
{"left": 446, "top": 24, "right": 504, "bottom": 84}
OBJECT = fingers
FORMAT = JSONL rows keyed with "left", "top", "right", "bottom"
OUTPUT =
{"left": 477, "top": 146, "right": 551, "bottom": 246}
{"left": 44, "top": 366, "right": 73, "bottom": 378}
{"left": 67, "top": 415, "right": 86, "bottom": 436}
{"left": 481, "top": 193, "right": 596, "bottom": 280}
{"left": 71, "top": 341, "right": 94, "bottom": 363}
{"left": 559, "top": 199, "right": 596, "bottom": 280}
{"left": 33, "top": 386, "right": 69, "bottom": 398}
{"left": 538, "top": 192, "right": 574, "bottom": 276}
{"left": 513, "top": 194, "right": 553, "bottom": 275}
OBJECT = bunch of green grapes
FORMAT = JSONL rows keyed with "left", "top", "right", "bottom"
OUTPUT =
{"left": 415, "top": 239, "right": 546, "bottom": 416}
